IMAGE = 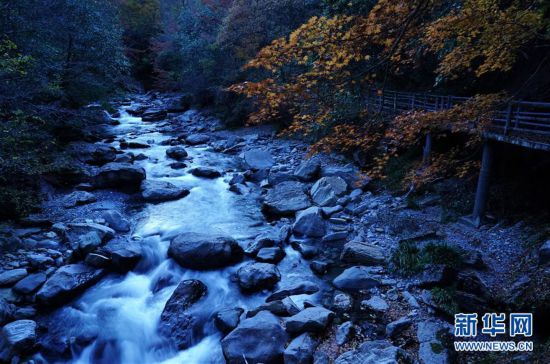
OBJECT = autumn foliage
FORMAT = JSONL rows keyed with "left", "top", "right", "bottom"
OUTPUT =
{"left": 230, "top": 0, "right": 548, "bottom": 187}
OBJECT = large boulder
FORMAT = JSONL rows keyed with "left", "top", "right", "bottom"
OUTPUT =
{"left": 1, "top": 320, "right": 37, "bottom": 354}
{"left": 221, "top": 310, "right": 287, "bottom": 364}
{"left": 103, "top": 238, "right": 142, "bottom": 272}
{"left": 190, "top": 167, "right": 222, "bottom": 179}
{"left": 36, "top": 264, "right": 105, "bottom": 306}
{"left": 243, "top": 149, "right": 274, "bottom": 170}
{"left": 0, "top": 269, "right": 28, "bottom": 287}
{"left": 333, "top": 266, "right": 382, "bottom": 292}
{"left": 141, "top": 109, "right": 167, "bottom": 121}
{"left": 262, "top": 182, "right": 311, "bottom": 216}
{"left": 185, "top": 134, "right": 210, "bottom": 145}
{"left": 141, "top": 180, "right": 190, "bottom": 202}
{"left": 340, "top": 242, "right": 386, "bottom": 265}
{"left": 236, "top": 263, "right": 281, "bottom": 292}
{"left": 311, "top": 176, "right": 348, "bottom": 206}
{"left": 284, "top": 333, "right": 318, "bottom": 364}
{"left": 417, "top": 320, "right": 451, "bottom": 364}
{"left": 66, "top": 222, "right": 115, "bottom": 244}
{"left": 93, "top": 163, "right": 146, "bottom": 191}
{"left": 285, "top": 307, "right": 334, "bottom": 335}
{"left": 73, "top": 143, "right": 116, "bottom": 166}
{"left": 168, "top": 233, "right": 243, "bottom": 270}
{"left": 166, "top": 146, "right": 188, "bottom": 161}
{"left": 335, "top": 340, "right": 412, "bottom": 364}
{"left": 294, "top": 159, "right": 321, "bottom": 182}
{"left": 321, "top": 164, "right": 361, "bottom": 187}
{"left": 13, "top": 273, "right": 47, "bottom": 295}
{"left": 256, "top": 247, "right": 285, "bottom": 263}
{"left": 158, "top": 280, "right": 207, "bottom": 350}
{"left": 293, "top": 207, "right": 326, "bottom": 237}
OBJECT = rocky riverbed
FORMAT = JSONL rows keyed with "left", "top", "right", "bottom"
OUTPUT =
{"left": 1, "top": 93, "right": 548, "bottom": 363}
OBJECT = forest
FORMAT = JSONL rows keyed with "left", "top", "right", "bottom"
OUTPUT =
{"left": 2, "top": 0, "right": 550, "bottom": 217}
{"left": 1, "top": 0, "right": 550, "bottom": 363}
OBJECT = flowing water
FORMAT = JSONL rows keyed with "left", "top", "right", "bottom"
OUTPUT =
{"left": 40, "top": 99, "right": 323, "bottom": 364}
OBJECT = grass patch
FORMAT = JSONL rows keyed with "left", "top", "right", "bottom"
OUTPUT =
{"left": 391, "top": 242, "right": 464, "bottom": 276}
{"left": 431, "top": 287, "right": 460, "bottom": 316}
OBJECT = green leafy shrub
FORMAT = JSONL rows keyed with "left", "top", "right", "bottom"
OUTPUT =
{"left": 391, "top": 242, "right": 464, "bottom": 276}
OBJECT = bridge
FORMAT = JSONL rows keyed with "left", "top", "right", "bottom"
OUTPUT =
{"left": 365, "top": 88, "right": 550, "bottom": 226}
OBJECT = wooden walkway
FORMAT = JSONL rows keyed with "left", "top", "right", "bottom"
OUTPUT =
{"left": 366, "top": 89, "right": 550, "bottom": 150}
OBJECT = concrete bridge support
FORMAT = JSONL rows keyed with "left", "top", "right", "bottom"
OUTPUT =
{"left": 422, "top": 133, "right": 432, "bottom": 165}
{"left": 472, "top": 140, "right": 494, "bottom": 227}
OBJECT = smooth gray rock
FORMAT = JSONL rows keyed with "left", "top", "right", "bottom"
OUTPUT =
{"left": 166, "top": 146, "right": 188, "bottom": 160}
{"left": 294, "top": 159, "right": 321, "bottom": 182}
{"left": 101, "top": 210, "right": 130, "bottom": 232}
{"left": 236, "top": 263, "right": 281, "bottom": 292}
{"left": 66, "top": 222, "right": 115, "bottom": 244}
{"left": 266, "top": 282, "right": 320, "bottom": 302}
{"left": 311, "top": 176, "right": 348, "bottom": 206}
{"left": 293, "top": 207, "right": 326, "bottom": 237}
{"left": 362, "top": 296, "right": 389, "bottom": 312}
{"left": 221, "top": 311, "right": 287, "bottom": 364}
{"left": 93, "top": 163, "right": 146, "bottom": 190}
{"left": 0, "top": 269, "right": 28, "bottom": 287}
{"left": 168, "top": 233, "right": 243, "bottom": 270}
{"left": 336, "top": 321, "right": 355, "bottom": 345}
{"left": 386, "top": 317, "right": 413, "bottom": 338}
{"left": 256, "top": 247, "right": 285, "bottom": 263}
{"left": 1, "top": 319, "right": 37, "bottom": 353}
{"left": 104, "top": 238, "right": 142, "bottom": 272}
{"left": 141, "top": 180, "right": 190, "bottom": 202}
{"left": 159, "top": 280, "right": 207, "bottom": 350}
{"left": 244, "top": 234, "right": 280, "bottom": 256}
{"left": 285, "top": 307, "right": 334, "bottom": 334}
{"left": 62, "top": 191, "right": 97, "bottom": 208}
{"left": 190, "top": 167, "right": 222, "bottom": 179}
{"left": 36, "top": 264, "right": 105, "bottom": 306}
{"left": 321, "top": 164, "right": 361, "bottom": 186}
{"left": 214, "top": 307, "right": 244, "bottom": 335}
{"left": 13, "top": 273, "right": 47, "bottom": 295}
{"left": 333, "top": 266, "right": 382, "bottom": 292}
{"left": 247, "top": 297, "right": 300, "bottom": 317}
{"left": 75, "top": 143, "right": 116, "bottom": 166}
{"left": 284, "top": 333, "right": 318, "bottom": 364}
{"left": 243, "top": 149, "right": 274, "bottom": 170}
{"left": 417, "top": 320, "right": 451, "bottom": 364}
{"left": 185, "top": 134, "right": 210, "bottom": 145}
{"left": 335, "top": 340, "right": 412, "bottom": 364}
{"left": 262, "top": 181, "right": 310, "bottom": 216}
{"left": 76, "top": 231, "right": 103, "bottom": 254}
{"left": 341, "top": 241, "right": 385, "bottom": 265}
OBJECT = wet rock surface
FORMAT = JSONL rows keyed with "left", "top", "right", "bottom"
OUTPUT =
{"left": 0, "top": 94, "right": 544, "bottom": 363}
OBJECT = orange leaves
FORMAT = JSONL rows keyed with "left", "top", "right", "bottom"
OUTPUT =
{"left": 423, "top": 0, "right": 544, "bottom": 78}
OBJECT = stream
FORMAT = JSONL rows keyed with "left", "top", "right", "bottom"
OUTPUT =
{"left": 41, "top": 98, "right": 323, "bottom": 364}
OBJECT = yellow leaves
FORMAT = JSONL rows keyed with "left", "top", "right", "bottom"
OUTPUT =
{"left": 424, "top": 0, "right": 544, "bottom": 78}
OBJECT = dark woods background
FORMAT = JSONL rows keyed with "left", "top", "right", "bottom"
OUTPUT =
{"left": 1, "top": 0, "right": 550, "bottom": 219}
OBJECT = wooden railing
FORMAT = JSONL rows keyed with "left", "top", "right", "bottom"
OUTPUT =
{"left": 365, "top": 89, "right": 550, "bottom": 138}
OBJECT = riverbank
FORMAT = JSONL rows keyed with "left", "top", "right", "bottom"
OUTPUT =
{"left": 1, "top": 93, "right": 549, "bottom": 363}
